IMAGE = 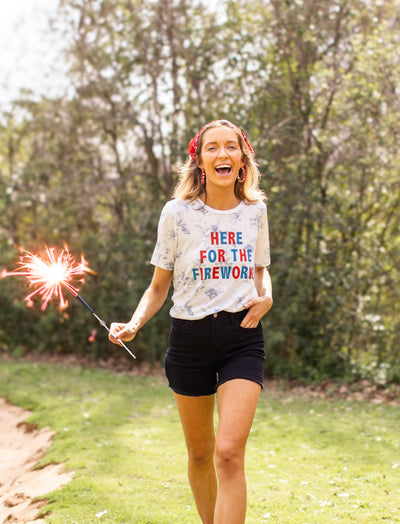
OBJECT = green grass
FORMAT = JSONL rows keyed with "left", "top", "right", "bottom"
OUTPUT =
{"left": 0, "top": 359, "right": 399, "bottom": 523}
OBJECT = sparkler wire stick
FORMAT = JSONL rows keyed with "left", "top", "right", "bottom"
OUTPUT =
{"left": 65, "top": 284, "right": 136, "bottom": 359}
{"left": 1, "top": 246, "right": 136, "bottom": 359}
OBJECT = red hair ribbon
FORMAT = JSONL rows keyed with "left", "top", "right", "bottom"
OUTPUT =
{"left": 188, "top": 122, "right": 254, "bottom": 160}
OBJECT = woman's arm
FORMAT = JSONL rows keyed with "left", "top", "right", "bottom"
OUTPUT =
{"left": 109, "top": 266, "right": 173, "bottom": 343}
{"left": 254, "top": 265, "right": 272, "bottom": 298}
{"left": 240, "top": 266, "right": 273, "bottom": 329}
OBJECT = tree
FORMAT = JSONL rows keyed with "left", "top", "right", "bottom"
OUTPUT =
{"left": 225, "top": 0, "right": 400, "bottom": 380}
{"left": 1, "top": 0, "right": 399, "bottom": 381}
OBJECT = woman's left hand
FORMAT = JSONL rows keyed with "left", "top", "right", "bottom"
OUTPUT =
{"left": 240, "top": 296, "right": 273, "bottom": 328}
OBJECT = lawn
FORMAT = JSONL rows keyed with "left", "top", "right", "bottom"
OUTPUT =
{"left": 0, "top": 358, "right": 399, "bottom": 523}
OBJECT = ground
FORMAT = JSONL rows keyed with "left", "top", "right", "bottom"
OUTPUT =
{"left": 0, "top": 398, "right": 73, "bottom": 524}
{"left": 1, "top": 354, "right": 399, "bottom": 523}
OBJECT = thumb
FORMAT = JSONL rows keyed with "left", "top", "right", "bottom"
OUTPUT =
{"left": 243, "top": 297, "right": 258, "bottom": 309}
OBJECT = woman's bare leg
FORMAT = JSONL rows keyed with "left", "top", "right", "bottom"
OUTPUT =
{"left": 173, "top": 393, "right": 217, "bottom": 524}
{"left": 214, "top": 379, "right": 261, "bottom": 524}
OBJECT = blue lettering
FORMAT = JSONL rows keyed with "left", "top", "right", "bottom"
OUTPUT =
{"left": 220, "top": 266, "right": 232, "bottom": 279}
{"left": 208, "top": 249, "right": 217, "bottom": 263}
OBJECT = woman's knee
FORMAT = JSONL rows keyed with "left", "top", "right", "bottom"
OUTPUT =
{"left": 187, "top": 439, "right": 215, "bottom": 466}
{"left": 214, "top": 439, "right": 244, "bottom": 474}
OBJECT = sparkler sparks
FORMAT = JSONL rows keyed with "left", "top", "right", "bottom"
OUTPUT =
{"left": 1, "top": 246, "right": 136, "bottom": 359}
{"left": 1, "top": 246, "right": 92, "bottom": 311}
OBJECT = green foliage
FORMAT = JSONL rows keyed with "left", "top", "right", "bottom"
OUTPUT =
{"left": 1, "top": 0, "right": 399, "bottom": 381}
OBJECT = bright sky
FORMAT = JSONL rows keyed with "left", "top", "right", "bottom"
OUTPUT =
{"left": 0, "top": 0, "right": 67, "bottom": 107}
{"left": 0, "top": 0, "right": 223, "bottom": 108}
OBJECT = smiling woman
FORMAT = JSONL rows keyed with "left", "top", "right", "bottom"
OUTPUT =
{"left": 109, "top": 119, "right": 273, "bottom": 524}
{"left": 198, "top": 127, "right": 244, "bottom": 207}
{"left": 175, "top": 119, "right": 265, "bottom": 205}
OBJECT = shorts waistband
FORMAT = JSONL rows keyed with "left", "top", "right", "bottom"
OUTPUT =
{"left": 208, "top": 310, "right": 246, "bottom": 320}
{"left": 172, "top": 310, "right": 247, "bottom": 324}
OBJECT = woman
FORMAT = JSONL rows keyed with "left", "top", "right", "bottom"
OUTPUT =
{"left": 109, "top": 120, "right": 273, "bottom": 524}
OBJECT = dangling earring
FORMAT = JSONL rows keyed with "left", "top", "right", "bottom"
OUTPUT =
{"left": 201, "top": 168, "right": 206, "bottom": 185}
{"left": 237, "top": 166, "right": 246, "bottom": 183}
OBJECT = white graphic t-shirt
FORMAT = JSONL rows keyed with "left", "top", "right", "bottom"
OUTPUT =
{"left": 150, "top": 198, "right": 270, "bottom": 320}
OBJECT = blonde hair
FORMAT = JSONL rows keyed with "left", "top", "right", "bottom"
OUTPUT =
{"left": 173, "top": 120, "right": 266, "bottom": 203}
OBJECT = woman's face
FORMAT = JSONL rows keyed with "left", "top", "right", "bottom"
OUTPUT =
{"left": 199, "top": 126, "right": 244, "bottom": 191}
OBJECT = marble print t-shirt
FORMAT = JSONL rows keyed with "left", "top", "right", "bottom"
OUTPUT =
{"left": 150, "top": 198, "right": 270, "bottom": 320}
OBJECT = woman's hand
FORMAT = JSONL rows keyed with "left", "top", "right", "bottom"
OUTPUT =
{"left": 109, "top": 322, "right": 137, "bottom": 344}
{"left": 240, "top": 295, "right": 273, "bottom": 328}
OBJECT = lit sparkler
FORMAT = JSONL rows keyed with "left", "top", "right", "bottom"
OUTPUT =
{"left": 1, "top": 246, "right": 136, "bottom": 359}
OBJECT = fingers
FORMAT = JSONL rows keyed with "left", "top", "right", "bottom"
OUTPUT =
{"left": 109, "top": 322, "right": 137, "bottom": 344}
{"left": 240, "top": 308, "right": 263, "bottom": 328}
{"left": 115, "top": 324, "right": 131, "bottom": 339}
{"left": 241, "top": 296, "right": 273, "bottom": 328}
{"left": 243, "top": 297, "right": 257, "bottom": 309}
{"left": 240, "top": 314, "right": 259, "bottom": 329}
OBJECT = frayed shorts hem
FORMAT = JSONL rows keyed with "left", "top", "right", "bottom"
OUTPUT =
{"left": 168, "top": 376, "right": 264, "bottom": 397}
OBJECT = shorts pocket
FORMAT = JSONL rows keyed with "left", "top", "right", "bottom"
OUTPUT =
{"left": 230, "top": 309, "right": 250, "bottom": 328}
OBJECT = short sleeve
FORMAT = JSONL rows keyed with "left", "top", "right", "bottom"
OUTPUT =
{"left": 150, "top": 203, "right": 177, "bottom": 270}
{"left": 255, "top": 202, "right": 271, "bottom": 267}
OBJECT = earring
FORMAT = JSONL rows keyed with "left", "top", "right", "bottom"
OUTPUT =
{"left": 201, "top": 168, "right": 206, "bottom": 185}
{"left": 237, "top": 166, "right": 246, "bottom": 183}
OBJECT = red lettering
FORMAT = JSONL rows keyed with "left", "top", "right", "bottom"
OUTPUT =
{"left": 239, "top": 249, "right": 247, "bottom": 261}
{"left": 228, "top": 231, "right": 235, "bottom": 244}
{"left": 200, "top": 250, "right": 207, "bottom": 263}
{"left": 218, "top": 249, "right": 226, "bottom": 262}
{"left": 212, "top": 267, "right": 220, "bottom": 279}
{"left": 210, "top": 232, "right": 219, "bottom": 245}
{"left": 232, "top": 266, "right": 240, "bottom": 279}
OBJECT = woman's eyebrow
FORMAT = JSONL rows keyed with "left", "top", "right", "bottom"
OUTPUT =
{"left": 203, "top": 139, "right": 239, "bottom": 146}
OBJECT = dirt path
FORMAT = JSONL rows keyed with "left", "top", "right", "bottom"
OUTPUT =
{"left": 0, "top": 398, "right": 73, "bottom": 524}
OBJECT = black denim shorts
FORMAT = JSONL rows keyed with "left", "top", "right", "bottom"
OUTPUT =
{"left": 165, "top": 309, "right": 265, "bottom": 396}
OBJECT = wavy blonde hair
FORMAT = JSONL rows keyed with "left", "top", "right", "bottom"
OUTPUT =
{"left": 173, "top": 120, "right": 266, "bottom": 203}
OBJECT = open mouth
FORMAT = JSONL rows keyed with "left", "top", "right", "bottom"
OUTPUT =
{"left": 215, "top": 165, "right": 232, "bottom": 175}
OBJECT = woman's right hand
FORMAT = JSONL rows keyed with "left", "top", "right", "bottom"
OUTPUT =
{"left": 109, "top": 322, "right": 137, "bottom": 344}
